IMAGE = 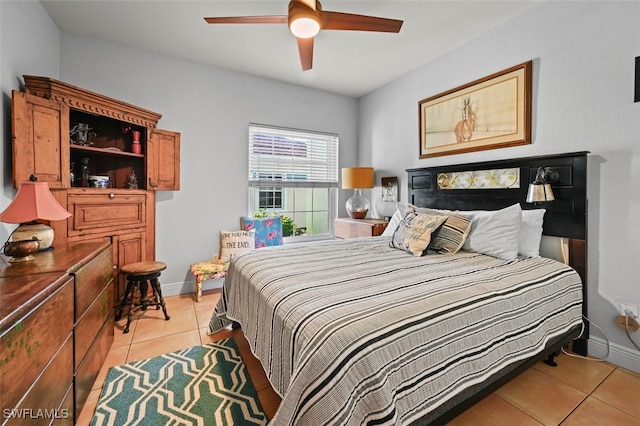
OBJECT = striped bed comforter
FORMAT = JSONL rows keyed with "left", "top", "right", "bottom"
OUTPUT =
{"left": 208, "top": 237, "right": 583, "bottom": 425}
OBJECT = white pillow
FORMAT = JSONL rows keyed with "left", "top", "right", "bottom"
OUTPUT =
{"left": 460, "top": 203, "right": 522, "bottom": 260}
{"left": 519, "top": 209, "right": 545, "bottom": 257}
{"left": 381, "top": 203, "right": 407, "bottom": 237}
{"left": 219, "top": 230, "right": 255, "bottom": 261}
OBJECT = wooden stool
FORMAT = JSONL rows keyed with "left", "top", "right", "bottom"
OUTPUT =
{"left": 115, "top": 260, "right": 170, "bottom": 333}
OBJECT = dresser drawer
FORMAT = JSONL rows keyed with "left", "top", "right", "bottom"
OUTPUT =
{"left": 67, "top": 192, "right": 146, "bottom": 237}
{"left": 74, "top": 318, "right": 114, "bottom": 418}
{"left": 75, "top": 282, "right": 113, "bottom": 369}
{"left": 5, "top": 336, "right": 74, "bottom": 425}
{"left": 0, "top": 277, "right": 74, "bottom": 413}
{"left": 74, "top": 246, "right": 113, "bottom": 321}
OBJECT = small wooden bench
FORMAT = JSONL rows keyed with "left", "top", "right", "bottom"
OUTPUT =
{"left": 189, "top": 256, "right": 230, "bottom": 302}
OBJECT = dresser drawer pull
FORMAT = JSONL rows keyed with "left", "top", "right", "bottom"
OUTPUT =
{"left": 108, "top": 193, "right": 115, "bottom": 199}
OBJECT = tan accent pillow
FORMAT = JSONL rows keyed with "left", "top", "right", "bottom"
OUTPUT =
{"left": 413, "top": 207, "right": 472, "bottom": 254}
{"left": 219, "top": 230, "right": 255, "bottom": 261}
{"left": 402, "top": 213, "right": 448, "bottom": 257}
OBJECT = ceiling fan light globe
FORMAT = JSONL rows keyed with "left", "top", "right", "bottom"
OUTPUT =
{"left": 290, "top": 17, "right": 320, "bottom": 38}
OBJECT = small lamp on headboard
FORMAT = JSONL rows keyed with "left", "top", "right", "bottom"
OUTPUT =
{"left": 526, "top": 167, "right": 558, "bottom": 203}
{"left": 0, "top": 175, "right": 71, "bottom": 262}
{"left": 341, "top": 167, "right": 374, "bottom": 219}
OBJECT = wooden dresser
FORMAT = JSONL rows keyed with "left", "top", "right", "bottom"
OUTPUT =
{"left": 0, "top": 242, "right": 113, "bottom": 424}
{"left": 334, "top": 218, "right": 389, "bottom": 239}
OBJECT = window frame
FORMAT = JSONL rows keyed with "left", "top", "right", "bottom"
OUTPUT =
{"left": 248, "top": 123, "right": 339, "bottom": 242}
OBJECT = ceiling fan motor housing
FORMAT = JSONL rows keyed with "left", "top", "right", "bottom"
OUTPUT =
{"left": 288, "top": 0, "right": 321, "bottom": 38}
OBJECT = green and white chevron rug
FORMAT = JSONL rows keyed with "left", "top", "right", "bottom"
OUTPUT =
{"left": 91, "top": 338, "right": 267, "bottom": 426}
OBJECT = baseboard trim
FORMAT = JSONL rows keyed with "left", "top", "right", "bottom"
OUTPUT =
{"left": 589, "top": 336, "right": 640, "bottom": 373}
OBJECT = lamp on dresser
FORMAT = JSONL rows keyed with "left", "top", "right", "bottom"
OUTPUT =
{"left": 0, "top": 175, "right": 71, "bottom": 262}
{"left": 341, "top": 167, "right": 374, "bottom": 219}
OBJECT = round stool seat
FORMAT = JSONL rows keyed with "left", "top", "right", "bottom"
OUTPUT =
{"left": 121, "top": 261, "right": 167, "bottom": 276}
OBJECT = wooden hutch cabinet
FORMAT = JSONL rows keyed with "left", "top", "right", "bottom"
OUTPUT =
{"left": 11, "top": 75, "right": 180, "bottom": 300}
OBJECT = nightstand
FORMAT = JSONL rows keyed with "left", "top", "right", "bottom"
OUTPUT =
{"left": 334, "top": 218, "right": 389, "bottom": 239}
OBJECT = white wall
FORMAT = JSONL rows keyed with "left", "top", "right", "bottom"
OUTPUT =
{"left": 1, "top": 2, "right": 358, "bottom": 295}
{"left": 57, "top": 34, "right": 358, "bottom": 295}
{"left": 359, "top": 1, "right": 640, "bottom": 371}
{"left": 1, "top": 0, "right": 60, "bottom": 238}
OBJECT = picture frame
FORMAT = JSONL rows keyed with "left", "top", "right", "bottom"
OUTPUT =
{"left": 381, "top": 176, "right": 398, "bottom": 202}
{"left": 419, "top": 61, "right": 532, "bottom": 159}
{"left": 635, "top": 56, "right": 639, "bottom": 102}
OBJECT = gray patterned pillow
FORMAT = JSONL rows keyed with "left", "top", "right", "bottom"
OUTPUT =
{"left": 411, "top": 206, "right": 472, "bottom": 254}
{"left": 390, "top": 208, "right": 448, "bottom": 256}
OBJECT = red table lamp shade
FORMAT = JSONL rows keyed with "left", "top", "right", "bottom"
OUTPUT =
{"left": 1, "top": 181, "right": 71, "bottom": 261}
{"left": 0, "top": 181, "right": 71, "bottom": 223}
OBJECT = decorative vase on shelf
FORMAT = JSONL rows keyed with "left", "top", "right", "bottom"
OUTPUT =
{"left": 131, "top": 130, "right": 142, "bottom": 154}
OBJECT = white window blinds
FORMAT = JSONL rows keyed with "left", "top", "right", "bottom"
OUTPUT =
{"left": 249, "top": 123, "right": 339, "bottom": 188}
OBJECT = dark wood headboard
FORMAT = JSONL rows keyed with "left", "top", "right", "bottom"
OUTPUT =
{"left": 406, "top": 151, "right": 588, "bottom": 354}
{"left": 406, "top": 151, "right": 587, "bottom": 239}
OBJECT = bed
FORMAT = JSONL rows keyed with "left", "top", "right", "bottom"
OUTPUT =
{"left": 208, "top": 152, "right": 588, "bottom": 425}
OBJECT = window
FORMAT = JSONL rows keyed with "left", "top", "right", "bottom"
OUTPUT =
{"left": 256, "top": 174, "right": 283, "bottom": 209}
{"left": 249, "top": 123, "right": 339, "bottom": 240}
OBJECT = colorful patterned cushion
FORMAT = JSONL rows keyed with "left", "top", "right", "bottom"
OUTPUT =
{"left": 241, "top": 216, "right": 284, "bottom": 248}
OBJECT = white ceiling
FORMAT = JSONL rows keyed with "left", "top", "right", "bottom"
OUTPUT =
{"left": 40, "top": 1, "right": 538, "bottom": 97}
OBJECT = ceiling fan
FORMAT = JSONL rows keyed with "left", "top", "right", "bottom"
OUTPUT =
{"left": 204, "top": 0, "right": 403, "bottom": 71}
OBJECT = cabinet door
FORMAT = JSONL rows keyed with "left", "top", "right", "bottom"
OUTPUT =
{"left": 113, "top": 232, "right": 146, "bottom": 300}
{"left": 147, "top": 129, "right": 180, "bottom": 190}
{"left": 67, "top": 191, "right": 147, "bottom": 238}
{"left": 11, "top": 91, "right": 70, "bottom": 188}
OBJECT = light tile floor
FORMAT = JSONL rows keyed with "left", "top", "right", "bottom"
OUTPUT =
{"left": 77, "top": 290, "right": 640, "bottom": 425}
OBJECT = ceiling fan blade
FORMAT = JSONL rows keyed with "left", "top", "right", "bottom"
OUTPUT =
{"left": 320, "top": 11, "right": 403, "bottom": 33}
{"left": 204, "top": 16, "right": 288, "bottom": 24}
{"left": 296, "top": 37, "right": 314, "bottom": 71}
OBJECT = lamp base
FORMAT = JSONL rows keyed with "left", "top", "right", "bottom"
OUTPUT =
{"left": 348, "top": 210, "right": 368, "bottom": 219}
{"left": 11, "top": 222, "right": 54, "bottom": 250}
{"left": 346, "top": 189, "right": 371, "bottom": 220}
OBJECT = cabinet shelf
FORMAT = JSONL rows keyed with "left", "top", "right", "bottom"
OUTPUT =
{"left": 71, "top": 144, "right": 144, "bottom": 158}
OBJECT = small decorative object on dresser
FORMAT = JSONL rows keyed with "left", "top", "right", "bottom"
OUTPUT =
{"left": 334, "top": 217, "right": 388, "bottom": 239}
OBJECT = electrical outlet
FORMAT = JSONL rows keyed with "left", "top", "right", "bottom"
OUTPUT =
{"left": 620, "top": 304, "right": 639, "bottom": 319}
